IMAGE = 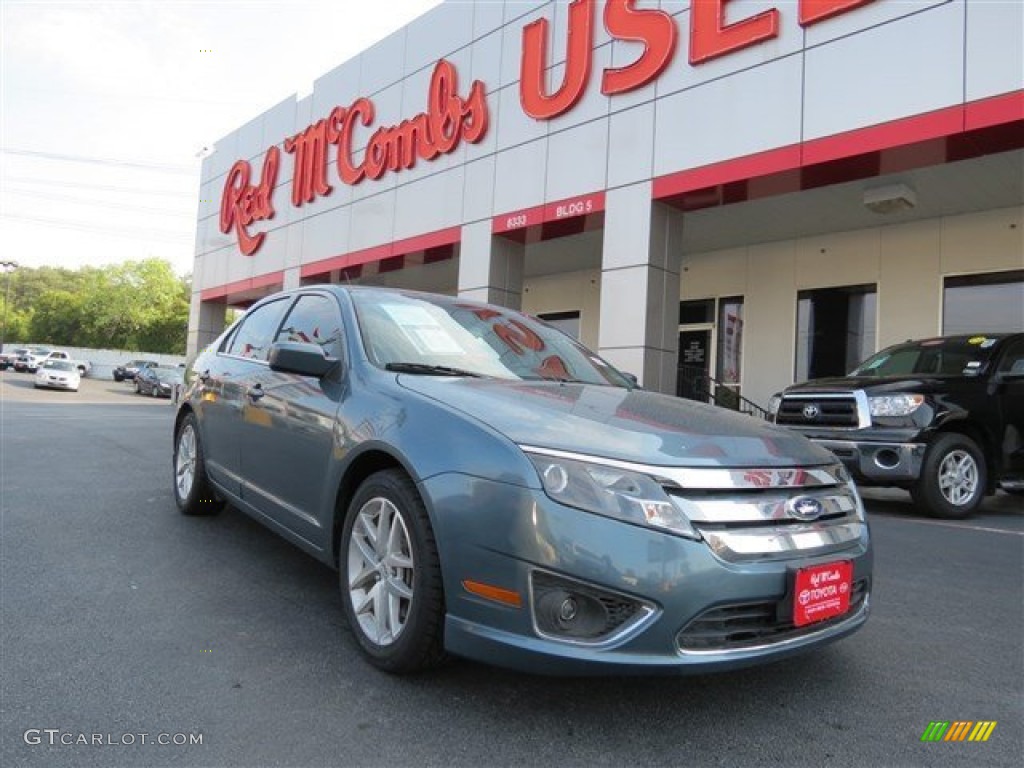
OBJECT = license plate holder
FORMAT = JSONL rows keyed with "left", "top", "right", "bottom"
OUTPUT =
{"left": 792, "top": 561, "right": 853, "bottom": 627}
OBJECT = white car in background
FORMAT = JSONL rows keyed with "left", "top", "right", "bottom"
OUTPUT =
{"left": 34, "top": 360, "right": 81, "bottom": 392}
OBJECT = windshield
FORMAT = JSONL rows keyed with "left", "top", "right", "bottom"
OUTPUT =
{"left": 851, "top": 336, "right": 1000, "bottom": 377}
{"left": 42, "top": 361, "right": 75, "bottom": 372}
{"left": 152, "top": 366, "right": 184, "bottom": 382}
{"left": 351, "top": 291, "right": 631, "bottom": 386}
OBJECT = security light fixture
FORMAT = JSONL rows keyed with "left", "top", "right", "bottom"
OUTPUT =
{"left": 863, "top": 183, "right": 917, "bottom": 214}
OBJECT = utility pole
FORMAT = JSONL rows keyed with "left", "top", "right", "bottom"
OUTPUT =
{"left": 0, "top": 260, "right": 17, "bottom": 355}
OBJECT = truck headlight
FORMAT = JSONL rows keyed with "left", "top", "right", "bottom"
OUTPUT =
{"left": 768, "top": 394, "right": 782, "bottom": 416}
{"left": 868, "top": 394, "right": 924, "bottom": 417}
{"left": 525, "top": 452, "right": 699, "bottom": 540}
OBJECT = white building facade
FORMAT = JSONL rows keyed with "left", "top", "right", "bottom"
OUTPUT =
{"left": 190, "top": 0, "right": 1024, "bottom": 411}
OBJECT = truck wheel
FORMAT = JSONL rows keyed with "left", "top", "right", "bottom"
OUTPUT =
{"left": 913, "top": 434, "right": 986, "bottom": 519}
{"left": 173, "top": 413, "right": 223, "bottom": 516}
{"left": 339, "top": 469, "right": 446, "bottom": 674}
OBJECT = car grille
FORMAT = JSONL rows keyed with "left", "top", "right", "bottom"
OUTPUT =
{"left": 776, "top": 394, "right": 861, "bottom": 427}
{"left": 677, "top": 579, "right": 868, "bottom": 651}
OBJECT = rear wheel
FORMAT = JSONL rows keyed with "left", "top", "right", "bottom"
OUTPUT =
{"left": 339, "top": 469, "right": 445, "bottom": 673}
{"left": 173, "top": 413, "right": 223, "bottom": 516}
{"left": 912, "top": 434, "right": 986, "bottom": 519}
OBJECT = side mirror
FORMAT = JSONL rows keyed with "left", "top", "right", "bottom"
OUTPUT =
{"left": 268, "top": 342, "right": 336, "bottom": 378}
{"left": 622, "top": 371, "right": 639, "bottom": 388}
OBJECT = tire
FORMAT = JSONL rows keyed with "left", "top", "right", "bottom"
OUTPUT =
{"left": 114, "top": 373, "right": 123, "bottom": 382}
{"left": 912, "top": 433, "right": 987, "bottom": 519}
{"left": 173, "top": 412, "right": 223, "bottom": 516}
{"left": 340, "top": 469, "right": 446, "bottom": 674}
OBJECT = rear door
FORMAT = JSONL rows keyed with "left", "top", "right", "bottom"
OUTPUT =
{"left": 196, "top": 297, "right": 291, "bottom": 497}
{"left": 993, "top": 336, "right": 1024, "bottom": 481}
{"left": 237, "top": 292, "right": 346, "bottom": 549}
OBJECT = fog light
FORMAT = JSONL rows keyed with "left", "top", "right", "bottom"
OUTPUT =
{"left": 558, "top": 597, "right": 578, "bottom": 622}
{"left": 531, "top": 571, "right": 652, "bottom": 644}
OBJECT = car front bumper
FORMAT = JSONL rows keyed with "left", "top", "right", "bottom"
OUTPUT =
{"left": 422, "top": 473, "right": 872, "bottom": 675}
{"left": 37, "top": 379, "right": 78, "bottom": 390}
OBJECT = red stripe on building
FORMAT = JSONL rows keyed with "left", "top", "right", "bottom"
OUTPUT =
{"left": 300, "top": 226, "right": 461, "bottom": 279}
{"left": 201, "top": 270, "right": 284, "bottom": 302}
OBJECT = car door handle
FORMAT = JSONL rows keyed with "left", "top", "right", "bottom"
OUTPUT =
{"left": 246, "top": 384, "right": 265, "bottom": 401}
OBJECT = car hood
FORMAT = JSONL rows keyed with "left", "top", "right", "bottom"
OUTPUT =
{"left": 785, "top": 375, "right": 975, "bottom": 393}
{"left": 397, "top": 378, "right": 834, "bottom": 468}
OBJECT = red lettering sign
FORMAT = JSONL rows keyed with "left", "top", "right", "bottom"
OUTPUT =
{"left": 601, "top": 0, "right": 677, "bottom": 96}
{"left": 689, "top": 0, "right": 780, "bottom": 65}
{"left": 219, "top": 147, "right": 280, "bottom": 256}
{"left": 221, "top": 59, "right": 488, "bottom": 255}
{"left": 522, "top": 0, "right": 874, "bottom": 119}
{"left": 799, "top": 0, "right": 874, "bottom": 26}
{"left": 520, "top": 0, "right": 595, "bottom": 119}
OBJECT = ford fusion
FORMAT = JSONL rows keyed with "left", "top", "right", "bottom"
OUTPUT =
{"left": 173, "top": 287, "right": 871, "bottom": 674}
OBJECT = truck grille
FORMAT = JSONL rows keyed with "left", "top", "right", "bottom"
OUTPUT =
{"left": 677, "top": 579, "right": 868, "bottom": 651}
{"left": 776, "top": 394, "right": 861, "bottom": 428}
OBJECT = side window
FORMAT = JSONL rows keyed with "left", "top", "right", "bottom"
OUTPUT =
{"left": 996, "top": 338, "right": 1024, "bottom": 375}
{"left": 275, "top": 294, "right": 344, "bottom": 359}
{"left": 226, "top": 299, "right": 289, "bottom": 361}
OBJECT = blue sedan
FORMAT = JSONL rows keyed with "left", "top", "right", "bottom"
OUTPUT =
{"left": 173, "top": 286, "right": 871, "bottom": 674}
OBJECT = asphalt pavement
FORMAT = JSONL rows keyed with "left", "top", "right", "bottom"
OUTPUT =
{"left": 1, "top": 374, "right": 1021, "bottom": 768}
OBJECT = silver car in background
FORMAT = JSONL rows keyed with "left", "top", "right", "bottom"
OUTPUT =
{"left": 173, "top": 286, "right": 871, "bottom": 675}
{"left": 34, "top": 360, "right": 80, "bottom": 392}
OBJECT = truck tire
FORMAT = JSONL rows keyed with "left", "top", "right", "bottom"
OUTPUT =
{"left": 912, "top": 433, "right": 986, "bottom": 519}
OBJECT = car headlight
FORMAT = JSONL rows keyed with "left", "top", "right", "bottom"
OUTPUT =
{"left": 768, "top": 394, "right": 782, "bottom": 416}
{"left": 525, "top": 452, "right": 699, "bottom": 540}
{"left": 868, "top": 393, "right": 924, "bottom": 417}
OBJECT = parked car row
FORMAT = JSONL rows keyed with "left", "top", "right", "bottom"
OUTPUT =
{"left": 0, "top": 347, "right": 90, "bottom": 375}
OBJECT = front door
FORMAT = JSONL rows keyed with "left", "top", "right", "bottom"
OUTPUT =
{"left": 677, "top": 326, "right": 714, "bottom": 402}
{"left": 237, "top": 292, "right": 347, "bottom": 551}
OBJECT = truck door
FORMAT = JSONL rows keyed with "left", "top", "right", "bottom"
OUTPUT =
{"left": 993, "top": 337, "right": 1024, "bottom": 481}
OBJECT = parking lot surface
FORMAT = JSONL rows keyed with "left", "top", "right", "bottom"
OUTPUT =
{"left": 1, "top": 382, "right": 1021, "bottom": 767}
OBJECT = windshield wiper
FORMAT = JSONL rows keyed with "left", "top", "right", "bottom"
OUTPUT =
{"left": 385, "top": 362, "right": 485, "bottom": 378}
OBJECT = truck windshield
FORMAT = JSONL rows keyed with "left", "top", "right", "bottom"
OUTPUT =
{"left": 851, "top": 337, "right": 999, "bottom": 377}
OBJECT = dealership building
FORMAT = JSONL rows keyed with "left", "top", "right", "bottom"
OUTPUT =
{"left": 190, "top": 0, "right": 1024, "bottom": 411}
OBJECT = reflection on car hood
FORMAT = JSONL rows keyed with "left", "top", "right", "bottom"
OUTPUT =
{"left": 397, "top": 378, "right": 833, "bottom": 468}
{"left": 786, "top": 375, "right": 967, "bottom": 393}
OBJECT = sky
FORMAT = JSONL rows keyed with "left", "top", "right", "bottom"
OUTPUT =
{"left": 0, "top": 0, "right": 444, "bottom": 276}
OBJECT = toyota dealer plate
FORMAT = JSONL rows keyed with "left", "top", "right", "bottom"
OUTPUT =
{"left": 793, "top": 561, "right": 853, "bottom": 627}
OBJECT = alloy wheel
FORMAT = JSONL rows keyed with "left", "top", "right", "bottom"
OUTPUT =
{"left": 347, "top": 497, "right": 415, "bottom": 646}
{"left": 937, "top": 449, "right": 978, "bottom": 506}
{"left": 176, "top": 425, "right": 197, "bottom": 500}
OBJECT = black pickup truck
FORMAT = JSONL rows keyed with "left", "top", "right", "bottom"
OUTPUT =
{"left": 770, "top": 334, "right": 1024, "bottom": 518}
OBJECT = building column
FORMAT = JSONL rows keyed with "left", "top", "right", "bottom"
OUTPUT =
{"left": 283, "top": 266, "right": 302, "bottom": 290}
{"left": 186, "top": 293, "right": 227, "bottom": 358}
{"left": 457, "top": 220, "right": 524, "bottom": 309}
{"left": 598, "top": 182, "right": 683, "bottom": 395}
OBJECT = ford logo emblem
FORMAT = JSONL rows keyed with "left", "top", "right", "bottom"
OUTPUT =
{"left": 788, "top": 496, "right": 824, "bottom": 521}
{"left": 802, "top": 403, "right": 820, "bottom": 420}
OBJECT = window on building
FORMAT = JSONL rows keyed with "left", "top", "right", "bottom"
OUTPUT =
{"left": 276, "top": 294, "right": 345, "bottom": 359}
{"left": 943, "top": 270, "right": 1024, "bottom": 335}
{"left": 795, "top": 284, "right": 877, "bottom": 382}
{"left": 537, "top": 310, "right": 581, "bottom": 340}
{"left": 226, "top": 299, "right": 289, "bottom": 361}
{"left": 716, "top": 297, "right": 744, "bottom": 386}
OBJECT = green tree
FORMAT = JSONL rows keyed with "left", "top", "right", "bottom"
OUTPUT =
{"left": 5, "top": 259, "right": 191, "bottom": 354}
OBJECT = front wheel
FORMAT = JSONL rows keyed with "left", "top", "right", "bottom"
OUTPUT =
{"left": 912, "top": 434, "right": 987, "bottom": 519}
{"left": 340, "top": 469, "right": 445, "bottom": 674}
{"left": 173, "top": 413, "right": 223, "bottom": 516}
